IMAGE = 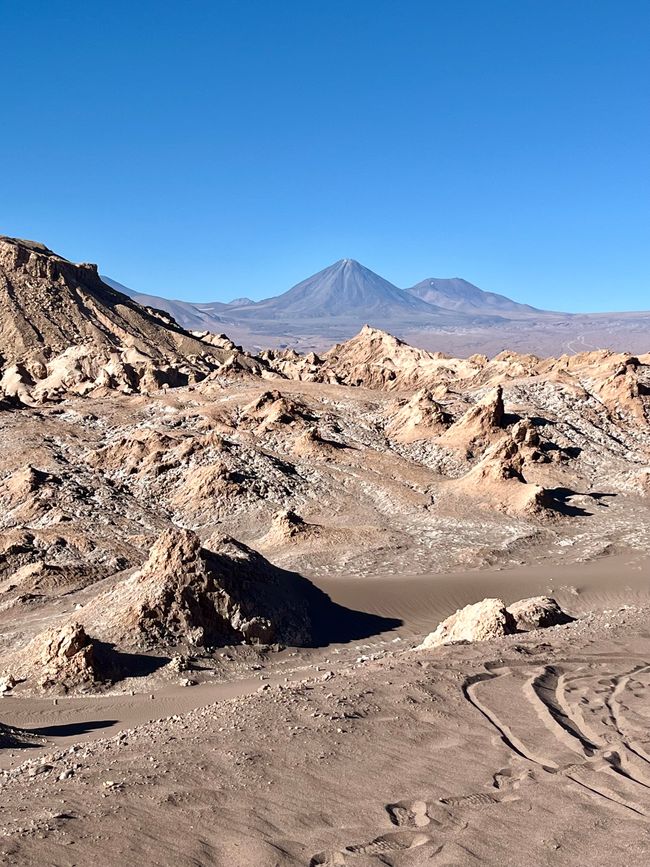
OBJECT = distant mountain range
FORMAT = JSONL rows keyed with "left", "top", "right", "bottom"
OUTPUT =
{"left": 103, "top": 259, "right": 553, "bottom": 330}
{"left": 102, "top": 259, "right": 650, "bottom": 356}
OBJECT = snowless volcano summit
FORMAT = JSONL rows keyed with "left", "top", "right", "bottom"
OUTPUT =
{"left": 116, "top": 253, "right": 650, "bottom": 356}
{"left": 234, "top": 258, "right": 440, "bottom": 319}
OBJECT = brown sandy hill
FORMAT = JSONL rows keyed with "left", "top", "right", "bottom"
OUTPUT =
{"left": 0, "top": 237, "right": 262, "bottom": 402}
{"left": 384, "top": 388, "right": 452, "bottom": 442}
{"left": 0, "top": 237, "right": 208, "bottom": 362}
{"left": 70, "top": 528, "right": 396, "bottom": 659}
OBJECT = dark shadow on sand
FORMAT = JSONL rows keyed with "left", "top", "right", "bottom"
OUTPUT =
{"left": 308, "top": 596, "right": 402, "bottom": 646}
{"left": 30, "top": 719, "right": 119, "bottom": 739}
{"left": 93, "top": 642, "right": 170, "bottom": 682}
{"left": 545, "top": 488, "right": 617, "bottom": 518}
{"left": 196, "top": 541, "right": 403, "bottom": 649}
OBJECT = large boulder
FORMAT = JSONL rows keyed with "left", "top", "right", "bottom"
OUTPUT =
{"left": 506, "top": 596, "right": 573, "bottom": 630}
{"left": 417, "top": 598, "right": 516, "bottom": 649}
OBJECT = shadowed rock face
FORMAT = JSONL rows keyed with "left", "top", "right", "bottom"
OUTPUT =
{"left": 88, "top": 528, "right": 314, "bottom": 648}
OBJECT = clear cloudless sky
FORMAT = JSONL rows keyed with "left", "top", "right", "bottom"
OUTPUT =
{"left": 2, "top": 0, "right": 649, "bottom": 310}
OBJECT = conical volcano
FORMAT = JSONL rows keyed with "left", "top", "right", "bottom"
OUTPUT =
{"left": 236, "top": 259, "right": 441, "bottom": 320}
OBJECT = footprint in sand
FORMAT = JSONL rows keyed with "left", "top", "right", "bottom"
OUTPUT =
{"left": 345, "top": 831, "right": 431, "bottom": 855}
{"left": 310, "top": 830, "right": 431, "bottom": 865}
{"left": 439, "top": 792, "right": 500, "bottom": 808}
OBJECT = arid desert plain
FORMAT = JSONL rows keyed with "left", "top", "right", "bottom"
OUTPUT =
{"left": 0, "top": 237, "right": 649, "bottom": 865}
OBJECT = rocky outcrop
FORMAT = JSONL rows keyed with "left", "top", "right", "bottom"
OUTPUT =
{"left": 594, "top": 357, "right": 650, "bottom": 424}
{"left": 292, "top": 427, "right": 349, "bottom": 458}
{"left": 0, "top": 236, "right": 266, "bottom": 403}
{"left": 417, "top": 598, "right": 516, "bottom": 649}
{"left": 418, "top": 595, "right": 575, "bottom": 650}
{"left": 37, "top": 623, "right": 97, "bottom": 688}
{"left": 261, "top": 509, "right": 310, "bottom": 545}
{"left": 446, "top": 436, "right": 553, "bottom": 517}
{"left": 238, "top": 390, "right": 314, "bottom": 432}
{"left": 0, "top": 465, "right": 63, "bottom": 524}
{"left": 0, "top": 237, "right": 205, "bottom": 360}
{"left": 260, "top": 348, "right": 324, "bottom": 381}
{"left": 317, "top": 326, "right": 474, "bottom": 391}
{"left": 3, "top": 622, "right": 100, "bottom": 692}
{"left": 438, "top": 386, "right": 505, "bottom": 455}
{"left": 82, "top": 528, "right": 316, "bottom": 649}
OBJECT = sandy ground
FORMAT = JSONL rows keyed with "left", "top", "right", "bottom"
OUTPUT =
{"left": 1, "top": 554, "right": 650, "bottom": 866}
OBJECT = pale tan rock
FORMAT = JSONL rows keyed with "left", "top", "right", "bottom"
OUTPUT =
{"left": 438, "top": 386, "right": 505, "bottom": 455}
{"left": 238, "top": 390, "right": 313, "bottom": 432}
{"left": 31, "top": 622, "right": 97, "bottom": 690}
{"left": 262, "top": 509, "right": 309, "bottom": 544}
{"left": 445, "top": 435, "right": 553, "bottom": 517}
{"left": 416, "top": 598, "right": 516, "bottom": 649}
{"left": 384, "top": 388, "right": 452, "bottom": 442}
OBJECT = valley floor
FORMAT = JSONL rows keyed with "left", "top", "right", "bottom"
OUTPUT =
{"left": 1, "top": 555, "right": 650, "bottom": 866}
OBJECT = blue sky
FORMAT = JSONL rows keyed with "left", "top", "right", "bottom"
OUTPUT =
{"left": 2, "top": 0, "right": 648, "bottom": 311}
